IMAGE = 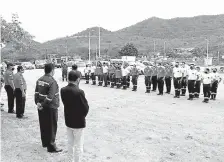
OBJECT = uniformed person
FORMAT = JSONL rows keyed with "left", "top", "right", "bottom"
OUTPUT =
{"left": 130, "top": 64, "right": 139, "bottom": 91}
{"left": 109, "top": 63, "right": 116, "bottom": 88}
{"left": 180, "top": 62, "right": 188, "bottom": 96}
{"left": 121, "top": 64, "right": 129, "bottom": 90}
{"left": 165, "top": 63, "right": 173, "bottom": 94}
{"left": 115, "top": 64, "right": 122, "bottom": 88}
{"left": 97, "top": 62, "right": 103, "bottom": 86}
{"left": 4, "top": 63, "right": 15, "bottom": 113}
{"left": 34, "top": 63, "right": 62, "bottom": 153}
{"left": 84, "top": 64, "right": 91, "bottom": 84}
{"left": 173, "top": 62, "right": 182, "bottom": 98}
{"left": 186, "top": 64, "right": 197, "bottom": 100}
{"left": 210, "top": 68, "right": 222, "bottom": 100}
{"left": 157, "top": 63, "right": 166, "bottom": 95}
{"left": 144, "top": 63, "right": 153, "bottom": 93}
{"left": 0, "top": 66, "right": 5, "bottom": 111}
{"left": 126, "top": 65, "right": 131, "bottom": 88}
{"left": 151, "top": 64, "right": 157, "bottom": 91}
{"left": 61, "top": 61, "right": 68, "bottom": 81}
{"left": 201, "top": 68, "right": 212, "bottom": 103}
{"left": 195, "top": 66, "right": 202, "bottom": 98}
{"left": 90, "top": 62, "right": 96, "bottom": 85}
{"left": 102, "top": 63, "right": 109, "bottom": 87}
{"left": 14, "top": 66, "right": 27, "bottom": 118}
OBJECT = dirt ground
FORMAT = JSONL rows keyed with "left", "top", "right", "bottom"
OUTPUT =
{"left": 1, "top": 69, "right": 224, "bottom": 162}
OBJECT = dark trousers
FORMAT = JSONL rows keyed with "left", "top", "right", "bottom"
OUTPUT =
{"left": 157, "top": 77, "right": 164, "bottom": 94}
{"left": 38, "top": 108, "right": 58, "bottom": 148}
{"left": 165, "top": 77, "right": 172, "bottom": 93}
{"left": 91, "top": 73, "right": 96, "bottom": 84}
{"left": 98, "top": 75, "right": 103, "bottom": 85}
{"left": 103, "top": 73, "right": 108, "bottom": 86}
{"left": 122, "top": 76, "right": 127, "bottom": 89}
{"left": 187, "top": 80, "right": 195, "bottom": 99}
{"left": 174, "top": 77, "right": 181, "bottom": 97}
{"left": 145, "top": 76, "right": 151, "bottom": 92}
{"left": 203, "top": 84, "right": 211, "bottom": 101}
{"left": 110, "top": 74, "right": 115, "bottom": 87}
{"left": 62, "top": 71, "right": 67, "bottom": 81}
{"left": 107, "top": 74, "right": 110, "bottom": 85}
{"left": 132, "top": 75, "right": 138, "bottom": 90}
{"left": 194, "top": 81, "right": 201, "bottom": 97}
{"left": 181, "top": 77, "right": 187, "bottom": 95}
{"left": 127, "top": 76, "right": 130, "bottom": 88}
{"left": 4, "top": 85, "right": 14, "bottom": 112}
{"left": 15, "top": 88, "right": 26, "bottom": 117}
{"left": 115, "top": 78, "right": 121, "bottom": 88}
{"left": 85, "top": 73, "right": 90, "bottom": 83}
{"left": 152, "top": 76, "right": 157, "bottom": 91}
{"left": 211, "top": 81, "right": 218, "bottom": 99}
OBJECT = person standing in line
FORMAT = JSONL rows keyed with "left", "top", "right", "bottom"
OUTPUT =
{"left": 108, "top": 63, "right": 115, "bottom": 88}
{"left": 115, "top": 64, "right": 122, "bottom": 89}
{"left": 4, "top": 63, "right": 15, "bottom": 113}
{"left": 97, "top": 62, "right": 103, "bottom": 86}
{"left": 157, "top": 63, "right": 166, "bottom": 95}
{"left": 180, "top": 62, "right": 188, "bottom": 96}
{"left": 72, "top": 64, "right": 82, "bottom": 77}
{"left": 84, "top": 65, "right": 91, "bottom": 84}
{"left": 151, "top": 64, "right": 157, "bottom": 92}
{"left": 61, "top": 61, "right": 68, "bottom": 82}
{"left": 61, "top": 71, "right": 89, "bottom": 162}
{"left": 0, "top": 66, "right": 5, "bottom": 111}
{"left": 186, "top": 64, "right": 197, "bottom": 100}
{"left": 165, "top": 63, "right": 173, "bottom": 94}
{"left": 90, "top": 62, "right": 96, "bottom": 85}
{"left": 210, "top": 68, "right": 222, "bottom": 100}
{"left": 126, "top": 64, "right": 131, "bottom": 88}
{"left": 102, "top": 63, "right": 108, "bottom": 87}
{"left": 121, "top": 64, "right": 129, "bottom": 90}
{"left": 195, "top": 66, "right": 202, "bottom": 98}
{"left": 34, "top": 63, "right": 62, "bottom": 153}
{"left": 201, "top": 68, "right": 212, "bottom": 103}
{"left": 130, "top": 64, "right": 139, "bottom": 91}
{"left": 14, "top": 66, "right": 27, "bottom": 118}
{"left": 173, "top": 62, "right": 182, "bottom": 98}
{"left": 144, "top": 63, "right": 153, "bottom": 93}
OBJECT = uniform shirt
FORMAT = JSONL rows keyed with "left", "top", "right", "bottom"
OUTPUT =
{"left": 181, "top": 67, "right": 188, "bottom": 77}
{"left": 4, "top": 70, "right": 14, "bottom": 87}
{"left": 202, "top": 73, "right": 212, "bottom": 84}
{"left": 84, "top": 67, "right": 91, "bottom": 74}
{"left": 108, "top": 66, "right": 115, "bottom": 74}
{"left": 115, "top": 68, "right": 122, "bottom": 78}
{"left": 196, "top": 71, "right": 202, "bottom": 80}
{"left": 102, "top": 66, "right": 108, "bottom": 73}
{"left": 131, "top": 67, "right": 139, "bottom": 76}
{"left": 62, "top": 63, "right": 68, "bottom": 72}
{"left": 173, "top": 67, "right": 182, "bottom": 78}
{"left": 152, "top": 67, "right": 157, "bottom": 76}
{"left": 144, "top": 66, "right": 153, "bottom": 76}
{"left": 211, "top": 72, "right": 221, "bottom": 82}
{"left": 14, "top": 73, "right": 25, "bottom": 89}
{"left": 91, "top": 66, "right": 96, "bottom": 73}
{"left": 187, "top": 69, "right": 197, "bottom": 80}
{"left": 165, "top": 67, "right": 173, "bottom": 77}
{"left": 157, "top": 66, "right": 166, "bottom": 78}
{"left": 35, "top": 74, "right": 59, "bottom": 109}
{"left": 121, "top": 67, "right": 129, "bottom": 77}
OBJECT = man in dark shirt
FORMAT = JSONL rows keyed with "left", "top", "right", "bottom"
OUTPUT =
{"left": 61, "top": 70, "right": 89, "bottom": 162}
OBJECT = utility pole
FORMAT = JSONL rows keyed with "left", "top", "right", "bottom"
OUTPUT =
{"left": 89, "top": 31, "right": 91, "bottom": 61}
{"left": 206, "top": 39, "right": 209, "bottom": 59}
{"left": 153, "top": 40, "right": 156, "bottom": 52}
{"left": 65, "top": 40, "right": 68, "bottom": 56}
{"left": 218, "top": 51, "right": 220, "bottom": 65}
{"left": 99, "top": 27, "right": 101, "bottom": 57}
{"left": 96, "top": 44, "right": 98, "bottom": 60}
{"left": 164, "top": 41, "right": 166, "bottom": 58}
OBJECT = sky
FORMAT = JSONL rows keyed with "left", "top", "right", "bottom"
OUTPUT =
{"left": 1, "top": 0, "right": 224, "bottom": 43}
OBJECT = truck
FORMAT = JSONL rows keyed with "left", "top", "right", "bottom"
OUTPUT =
{"left": 121, "top": 56, "right": 136, "bottom": 62}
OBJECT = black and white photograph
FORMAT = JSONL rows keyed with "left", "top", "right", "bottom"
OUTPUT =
{"left": 1, "top": 0, "right": 224, "bottom": 161}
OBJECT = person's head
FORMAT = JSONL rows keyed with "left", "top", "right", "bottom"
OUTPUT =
{"left": 133, "top": 64, "right": 136, "bottom": 68}
{"left": 7, "top": 63, "right": 15, "bottom": 71}
{"left": 68, "top": 70, "right": 81, "bottom": 85}
{"left": 196, "top": 66, "right": 200, "bottom": 71}
{"left": 204, "top": 68, "right": 210, "bottom": 74}
{"left": 72, "top": 64, "right": 78, "bottom": 70}
{"left": 86, "top": 65, "right": 88, "bottom": 68}
{"left": 157, "top": 63, "right": 161, "bottom": 67}
{"left": 181, "top": 62, "right": 185, "bottom": 67}
{"left": 17, "top": 66, "right": 24, "bottom": 73}
{"left": 44, "top": 63, "right": 55, "bottom": 76}
{"left": 212, "top": 68, "right": 217, "bottom": 73}
{"left": 190, "top": 64, "right": 195, "bottom": 70}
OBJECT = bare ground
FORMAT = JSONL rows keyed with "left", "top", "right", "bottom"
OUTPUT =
{"left": 1, "top": 69, "right": 224, "bottom": 162}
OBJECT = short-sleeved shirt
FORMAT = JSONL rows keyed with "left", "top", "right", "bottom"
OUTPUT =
{"left": 211, "top": 72, "right": 221, "bottom": 81}
{"left": 14, "top": 73, "right": 25, "bottom": 89}
{"left": 165, "top": 67, "right": 173, "bottom": 77}
{"left": 91, "top": 66, "right": 96, "bottom": 73}
{"left": 144, "top": 66, "right": 153, "bottom": 76}
{"left": 4, "top": 70, "right": 14, "bottom": 86}
{"left": 173, "top": 67, "right": 182, "bottom": 78}
{"left": 187, "top": 69, "right": 197, "bottom": 80}
{"left": 181, "top": 67, "right": 188, "bottom": 77}
{"left": 102, "top": 66, "right": 108, "bottom": 73}
{"left": 202, "top": 73, "right": 212, "bottom": 84}
{"left": 157, "top": 66, "right": 166, "bottom": 78}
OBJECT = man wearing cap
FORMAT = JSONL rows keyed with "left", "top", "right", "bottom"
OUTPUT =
{"left": 210, "top": 68, "right": 222, "bottom": 100}
{"left": 165, "top": 63, "right": 173, "bottom": 94}
{"left": 61, "top": 61, "right": 68, "bottom": 82}
{"left": 157, "top": 63, "right": 166, "bottom": 95}
{"left": 144, "top": 63, "right": 153, "bottom": 93}
{"left": 61, "top": 70, "right": 89, "bottom": 162}
{"left": 130, "top": 64, "right": 139, "bottom": 91}
{"left": 4, "top": 63, "right": 15, "bottom": 113}
{"left": 108, "top": 63, "right": 116, "bottom": 88}
{"left": 151, "top": 64, "right": 157, "bottom": 92}
{"left": 173, "top": 62, "right": 182, "bottom": 98}
{"left": 34, "top": 63, "right": 62, "bottom": 153}
{"left": 186, "top": 64, "right": 197, "bottom": 100}
{"left": 14, "top": 66, "right": 27, "bottom": 118}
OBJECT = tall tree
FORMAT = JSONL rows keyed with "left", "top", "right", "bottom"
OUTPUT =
{"left": 119, "top": 43, "right": 138, "bottom": 56}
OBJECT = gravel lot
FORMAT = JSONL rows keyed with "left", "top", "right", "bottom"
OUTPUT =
{"left": 1, "top": 69, "right": 224, "bottom": 162}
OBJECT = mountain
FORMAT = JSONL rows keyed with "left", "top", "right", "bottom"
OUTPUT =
{"left": 2, "top": 14, "right": 224, "bottom": 60}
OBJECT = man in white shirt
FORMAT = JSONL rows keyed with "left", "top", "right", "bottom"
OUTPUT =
{"left": 195, "top": 66, "right": 202, "bottom": 98}
{"left": 201, "top": 68, "right": 212, "bottom": 103}
{"left": 186, "top": 64, "right": 197, "bottom": 100}
{"left": 90, "top": 63, "right": 96, "bottom": 85}
{"left": 210, "top": 68, "right": 222, "bottom": 100}
{"left": 173, "top": 62, "right": 182, "bottom": 98}
{"left": 102, "top": 63, "right": 109, "bottom": 87}
{"left": 121, "top": 64, "right": 129, "bottom": 90}
{"left": 180, "top": 62, "right": 188, "bottom": 96}
{"left": 84, "top": 64, "right": 91, "bottom": 84}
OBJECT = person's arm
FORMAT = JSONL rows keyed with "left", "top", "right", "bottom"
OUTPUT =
{"left": 79, "top": 90, "right": 89, "bottom": 117}
{"left": 34, "top": 81, "right": 39, "bottom": 105}
{"left": 9, "top": 72, "right": 15, "bottom": 90}
{"left": 60, "top": 89, "right": 65, "bottom": 104}
{"left": 19, "top": 76, "right": 25, "bottom": 97}
{"left": 41, "top": 81, "right": 57, "bottom": 107}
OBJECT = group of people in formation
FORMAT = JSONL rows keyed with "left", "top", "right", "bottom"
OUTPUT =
{"left": 82, "top": 61, "right": 222, "bottom": 103}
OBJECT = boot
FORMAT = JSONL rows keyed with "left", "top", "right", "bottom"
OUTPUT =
{"left": 123, "top": 85, "right": 127, "bottom": 90}
{"left": 111, "top": 83, "right": 114, "bottom": 88}
{"left": 213, "top": 94, "right": 216, "bottom": 100}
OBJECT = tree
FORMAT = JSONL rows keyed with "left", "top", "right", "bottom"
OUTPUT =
{"left": 119, "top": 43, "right": 138, "bottom": 56}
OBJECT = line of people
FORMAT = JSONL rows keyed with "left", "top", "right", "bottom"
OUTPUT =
{"left": 83, "top": 61, "right": 222, "bottom": 103}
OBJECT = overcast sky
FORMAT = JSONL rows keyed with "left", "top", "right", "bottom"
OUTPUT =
{"left": 1, "top": 0, "right": 224, "bottom": 43}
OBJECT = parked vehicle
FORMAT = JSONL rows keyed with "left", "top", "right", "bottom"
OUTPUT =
{"left": 75, "top": 62, "right": 86, "bottom": 78}
{"left": 35, "top": 60, "right": 46, "bottom": 69}
{"left": 21, "top": 62, "right": 35, "bottom": 70}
